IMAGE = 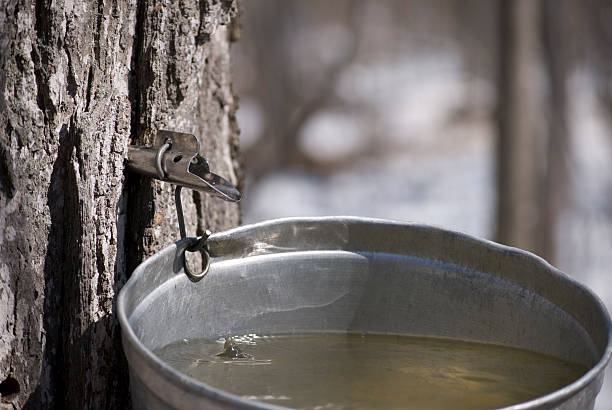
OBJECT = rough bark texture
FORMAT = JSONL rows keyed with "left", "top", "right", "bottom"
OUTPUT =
{"left": 0, "top": 0, "right": 241, "bottom": 408}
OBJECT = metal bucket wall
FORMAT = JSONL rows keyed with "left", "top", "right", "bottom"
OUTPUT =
{"left": 118, "top": 217, "right": 612, "bottom": 410}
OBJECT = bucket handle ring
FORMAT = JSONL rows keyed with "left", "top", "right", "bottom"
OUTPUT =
{"left": 174, "top": 185, "right": 212, "bottom": 281}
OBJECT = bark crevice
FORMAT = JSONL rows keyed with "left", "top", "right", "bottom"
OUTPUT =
{"left": 124, "top": 0, "right": 155, "bottom": 276}
{"left": 0, "top": 144, "right": 15, "bottom": 199}
{"left": 32, "top": 0, "right": 54, "bottom": 120}
{"left": 22, "top": 121, "right": 77, "bottom": 409}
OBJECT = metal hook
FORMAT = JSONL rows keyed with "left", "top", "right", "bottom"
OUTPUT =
{"left": 175, "top": 186, "right": 187, "bottom": 239}
{"left": 175, "top": 186, "right": 211, "bottom": 281}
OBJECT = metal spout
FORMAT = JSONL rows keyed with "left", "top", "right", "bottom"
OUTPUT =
{"left": 127, "top": 130, "right": 241, "bottom": 202}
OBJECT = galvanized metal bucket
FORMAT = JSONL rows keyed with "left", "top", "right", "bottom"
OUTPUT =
{"left": 117, "top": 217, "right": 612, "bottom": 410}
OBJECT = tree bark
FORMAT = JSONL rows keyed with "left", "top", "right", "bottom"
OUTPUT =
{"left": 0, "top": 0, "right": 241, "bottom": 408}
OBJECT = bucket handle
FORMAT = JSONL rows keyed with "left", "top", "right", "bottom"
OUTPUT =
{"left": 174, "top": 185, "right": 212, "bottom": 281}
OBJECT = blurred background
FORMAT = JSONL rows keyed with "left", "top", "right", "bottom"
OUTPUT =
{"left": 231, "top": 1, "right": 612, "bottom": 406}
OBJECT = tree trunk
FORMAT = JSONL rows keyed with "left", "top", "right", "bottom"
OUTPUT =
{"left": 495, "top": 0, "right": 544, "bottom": 253}
{"left": 496, "top": 0, "right": 572, "bottom": 262}
{"left": 539, "top": 0, "right": 571, "bottom": 262}
{"left": 0, "top": 0, "right": 241, "bottom": 408}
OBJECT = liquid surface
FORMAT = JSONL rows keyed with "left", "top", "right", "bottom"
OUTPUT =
{"left": 155, "top": 333, "right": 588, "bottom": 410}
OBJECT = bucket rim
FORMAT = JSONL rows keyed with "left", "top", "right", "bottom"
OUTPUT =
{"left": 117, "top": 216, "right": 612, "bottom": 409}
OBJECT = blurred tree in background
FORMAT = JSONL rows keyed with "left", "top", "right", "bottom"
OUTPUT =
{"left": 496, "top": 0, "right": 574, "bottom": 261}
{"left": 234, "top": 0, "right": 612, "bottom": 265}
